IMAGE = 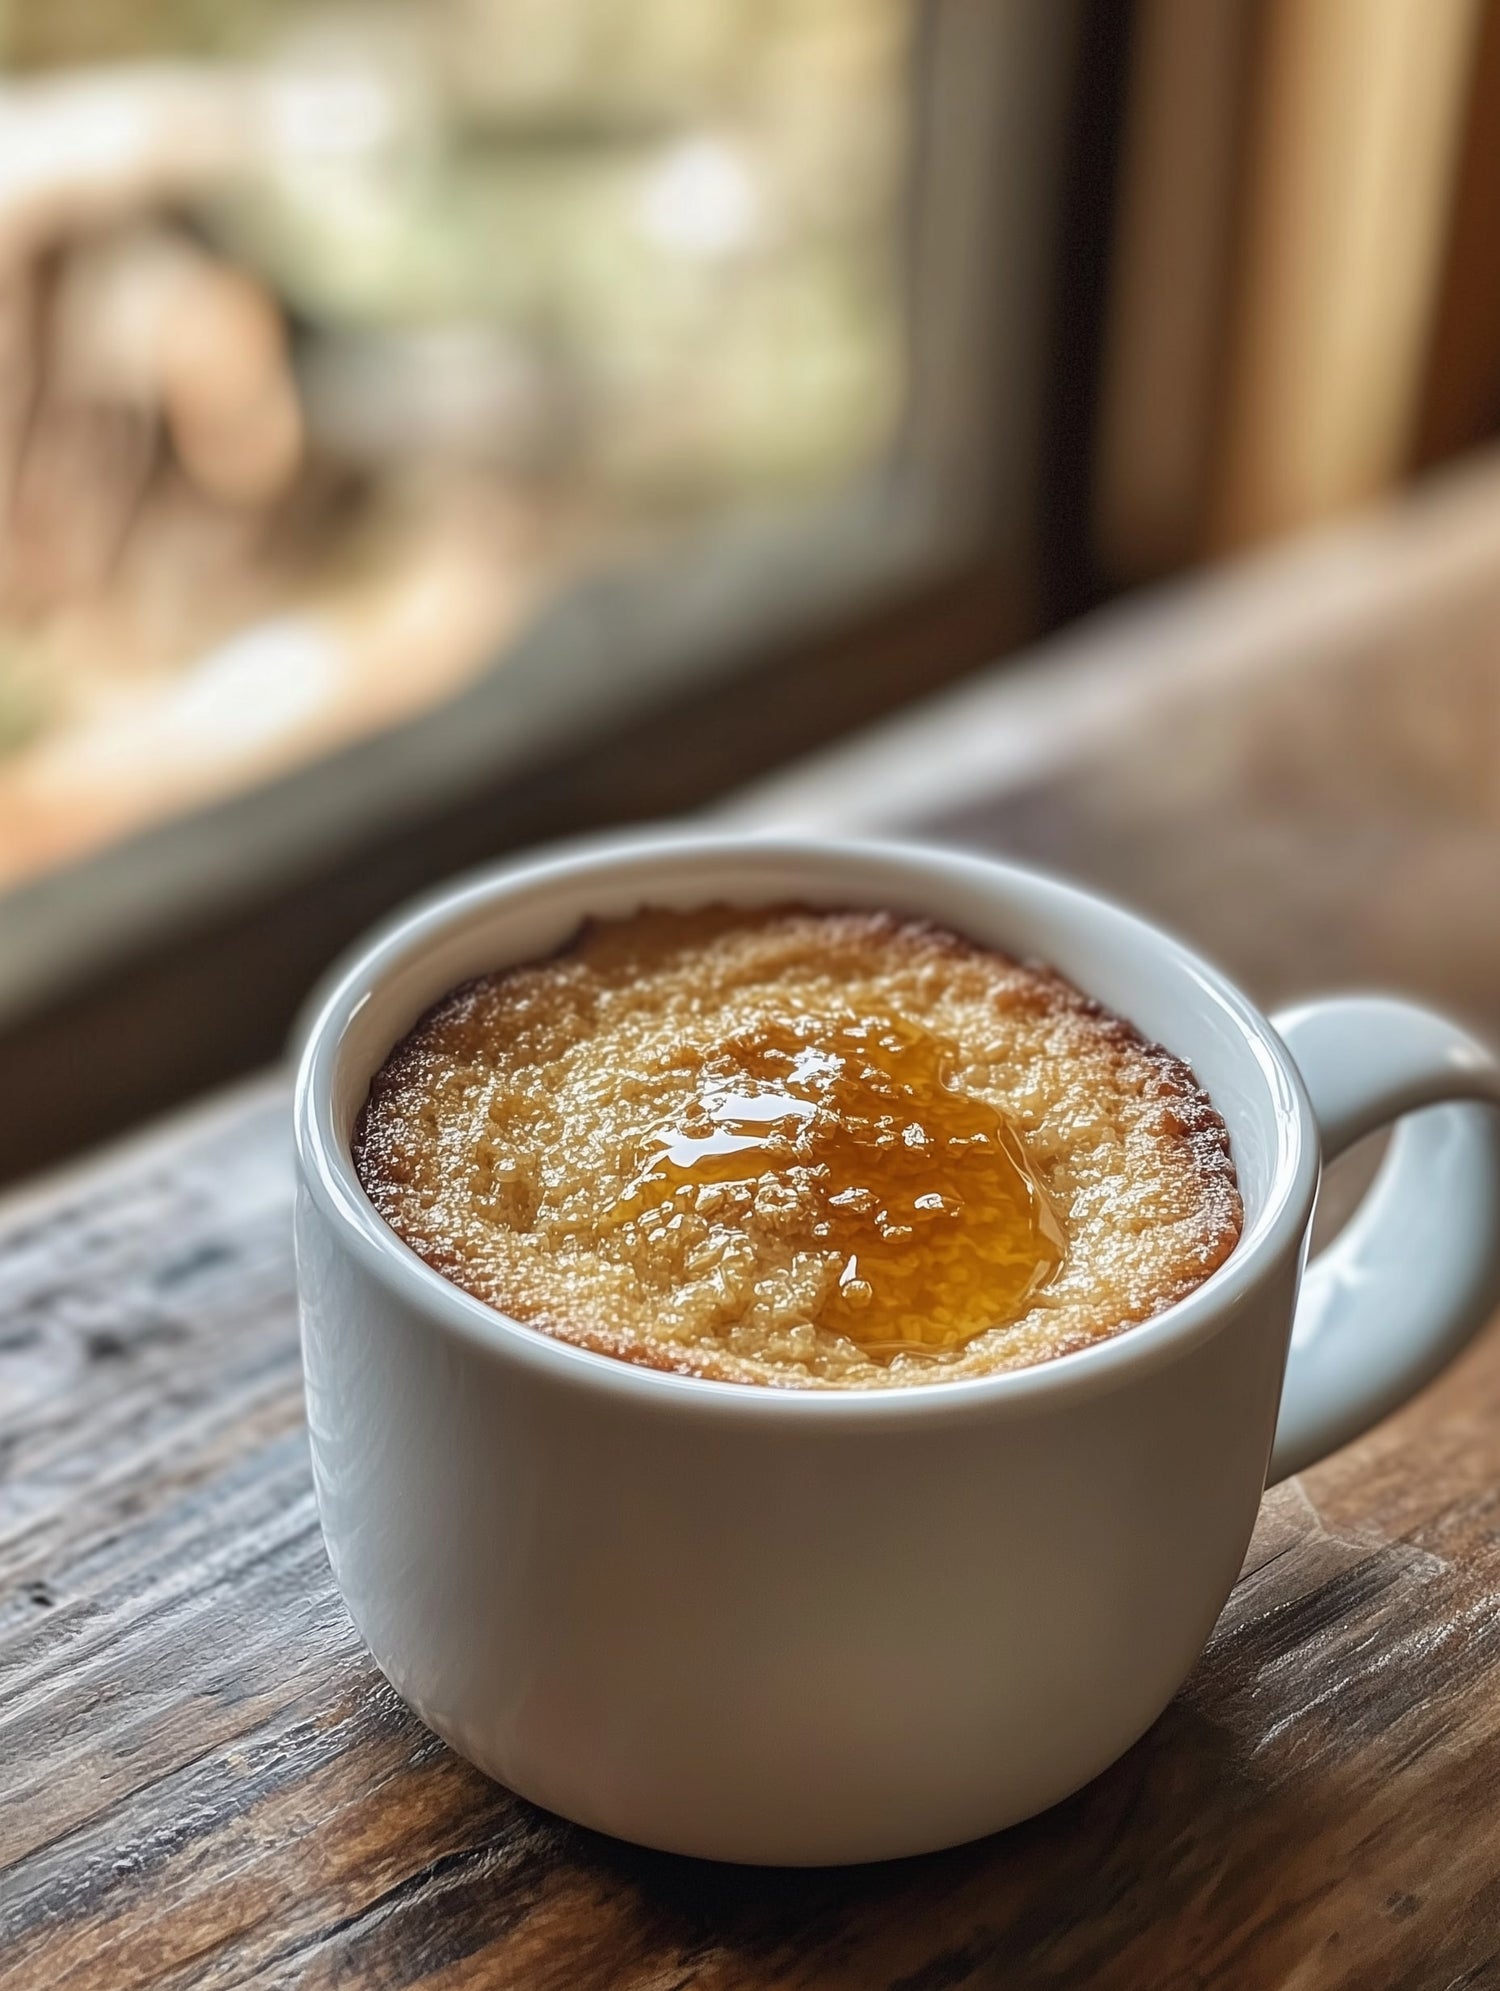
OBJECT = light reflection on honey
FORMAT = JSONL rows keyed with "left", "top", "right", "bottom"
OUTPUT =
{"left": 613, "top": 1010, "right": 1064, "bottom": 1359}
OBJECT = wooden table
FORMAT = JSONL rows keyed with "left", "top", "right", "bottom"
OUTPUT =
{"left": 8, "top": 469, "right": 1500, "bottom": 1988}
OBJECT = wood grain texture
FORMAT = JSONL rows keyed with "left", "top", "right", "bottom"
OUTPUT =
{"left": 2, "top": 1081, "right": 1500, "bottom": 1989}
{"left": 8, "top": 495, "right": 1500, "bottom": 1982}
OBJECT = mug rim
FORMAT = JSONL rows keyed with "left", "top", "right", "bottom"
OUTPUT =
{"left": 293, "top": 832, "right": 1320, "bottom": 1426}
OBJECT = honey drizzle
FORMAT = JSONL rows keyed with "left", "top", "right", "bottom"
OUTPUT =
{"left": 613, "top": 1009, "right": 1064, "bottom": 1359}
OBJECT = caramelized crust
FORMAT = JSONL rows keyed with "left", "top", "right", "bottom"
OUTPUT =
{"left": 354, "top": 906, "right": 1243, "bottom": 1388}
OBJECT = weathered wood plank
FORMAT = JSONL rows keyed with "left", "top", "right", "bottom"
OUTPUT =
{"left": 2, "top": 1069, "right": 1500, "bottom": 1989}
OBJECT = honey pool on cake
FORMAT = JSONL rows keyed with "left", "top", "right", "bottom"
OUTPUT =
{"left": 354, "top": 906, "right": 1243, "bottom": 1389}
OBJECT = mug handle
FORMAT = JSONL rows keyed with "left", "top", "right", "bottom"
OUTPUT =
{"left": 1267, "top": 996, "right": 1500, "bottom": 1484}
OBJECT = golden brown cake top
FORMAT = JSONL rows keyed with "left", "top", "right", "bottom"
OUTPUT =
{"left": 354, "top": 905, "right": 1243, "bottom": 1388}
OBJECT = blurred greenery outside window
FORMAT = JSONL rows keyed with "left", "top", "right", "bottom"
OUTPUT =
{"left": 0, "top": 1, "right": 1057, "bottom": 1024}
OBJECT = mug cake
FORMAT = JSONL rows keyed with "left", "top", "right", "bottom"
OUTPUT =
{"left": 353, "top": 905, "right": 1242, "bottom": 1388}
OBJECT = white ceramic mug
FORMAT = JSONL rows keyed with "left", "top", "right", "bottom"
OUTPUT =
{"left": 293, "top": 835, "right": 1500, "bottom": 1865}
